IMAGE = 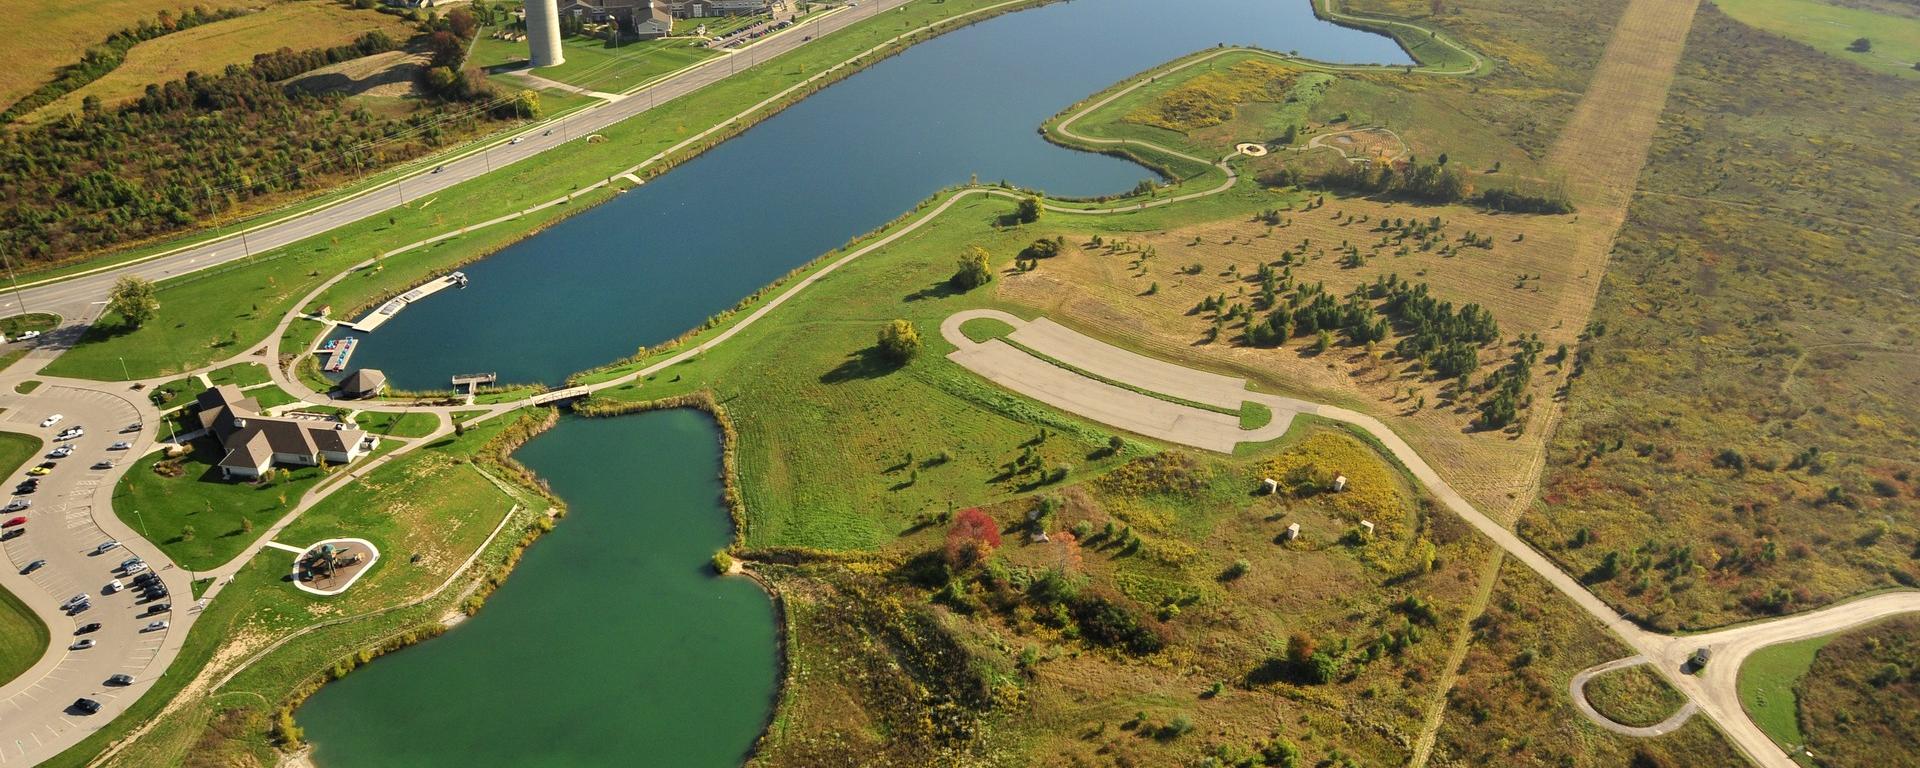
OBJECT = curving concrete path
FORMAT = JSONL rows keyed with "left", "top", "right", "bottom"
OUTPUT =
{"left": 935, "top": 307, "right": 1920, "bottom": 768}
{"left": 1570, "top": 655, "right": 1699, "bottom": 737}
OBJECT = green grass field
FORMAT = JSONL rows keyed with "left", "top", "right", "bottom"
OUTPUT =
{"left": 1716, "top": 0, "right": 1920, "bottom": 78}
{"left": 112, "top": 439, "right": 332, "bottom": 570}
{"left": 1740, "top": 635, "right": 1834, "bottom": 749}
{"left": 353, "top": 410, "right": 440, "bottom": 437}
{"left": 470, "top": 29, "right": 718, "bottom": 94}
{"left": 0, "top": 433, "right": 51, "bottom": 686}
{"left": 206, "top": 362, "right": 271, "bottom": 388}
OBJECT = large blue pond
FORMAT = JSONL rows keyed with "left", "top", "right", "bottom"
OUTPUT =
{"left": 345, "top": 0, "right": 1409, "bottom": 388}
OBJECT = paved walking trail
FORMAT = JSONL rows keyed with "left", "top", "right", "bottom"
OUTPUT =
{"left": 4, "top": 1, "right": 1906, "bottom": 764}
{"left": 937, "top": 307, "right": 1915, "bottom": 768}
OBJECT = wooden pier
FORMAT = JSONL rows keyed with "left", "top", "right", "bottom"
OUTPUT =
{"left": 348, "top": 272, "right": 469, "bottom": 332}
{"left": 451, "top": 372, "right": 497, "bottom": 392}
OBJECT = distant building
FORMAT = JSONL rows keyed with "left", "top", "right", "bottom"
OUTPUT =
{"left": 561, "top": 0, "right": 673, "bottom": 38}
{"left": 339, "top": 369, "right": 388, "bottom": 399}
{"left": 194, "top": 386, "right": 376, "bottom": 479}
{"left": 668, "top": 0, "right": 785, "bottom": 18}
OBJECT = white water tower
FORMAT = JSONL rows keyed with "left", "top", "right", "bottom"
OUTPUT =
{"left": 526, "top": 0, "right": 565, "bottom": 69}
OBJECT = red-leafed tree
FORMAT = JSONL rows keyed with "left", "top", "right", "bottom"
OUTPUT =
{"left": 945, "top": 508, "right": 1002, "bottom": 568}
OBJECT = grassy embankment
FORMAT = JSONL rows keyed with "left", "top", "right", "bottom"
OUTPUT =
{"left": 1524, "top": 2, "right": 1920, "bottom": 630}
{"left": 19, "top": 1, "right": 418, "bottom": 121}
{"left": 1714, "top": 0, "right": 1920, "bottom": 79}
{"left": 1791, "top": 615, "right": 1920, "bottom": 768}
{"left": 40, "top": 0, "right": 1061, "bottom": 382}
{"left": 1738, "top": 634, "right": 1832, "bottom": 753}
{"left": 53, "top": 408, "right": 552, "bottom": 768}
{"left": 0, "top": 433, "right": 52, "bottom": 686}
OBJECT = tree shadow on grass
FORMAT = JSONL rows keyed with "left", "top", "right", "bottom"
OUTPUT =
{"left": 904, "top": 280, "right": 964, "bottom": 302}
{"left": 819, "top": 347, "right": 896, "bottom": 384}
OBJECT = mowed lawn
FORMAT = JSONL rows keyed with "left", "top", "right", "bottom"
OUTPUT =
{"left": 23, "top": 1, "right": 421, "bottom": 121}
{"left": 471, "top": 30, "right": 717, "bottom": 93}
{"left": 113, "top": 439, "right": 330, "bottom": 570}
{"left": 0, "top": 433, "right": 50, "bottom": 686}
{"left": 1716, "top": 0, "right": 1920, "bottom": 78}
{"left": 1739, "top": 634, "right": 1835, "bottom": 749}
{"left": 0, "top": 0, "right": 257, "bottom": 109}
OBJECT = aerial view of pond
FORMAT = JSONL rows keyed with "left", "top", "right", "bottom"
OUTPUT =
{"left": 301, "top": 0, "right": 1410, "bottom": 764}
{"left": 344, "top": 0, "right": 1409, "bottom": 390}
{"left": 298, "top": 411, "right": 777, "bottom": 765}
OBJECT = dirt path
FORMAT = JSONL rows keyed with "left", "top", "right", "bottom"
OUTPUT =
{"left": 1488, "top": 0, "right": 1705, "bottom": 524}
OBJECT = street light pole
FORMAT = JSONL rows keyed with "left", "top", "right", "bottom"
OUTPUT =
{"left": 0, "top": 249, "right": 25, "bottom": 316}
{"left": 135, "top": 510, "right": 148, "bottom": 538}
{"left": 119, "top": 356, "right": 129, "bottom": 381}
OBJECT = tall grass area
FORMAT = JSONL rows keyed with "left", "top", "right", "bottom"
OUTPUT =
{"left": 1434, "top": 560, "right": 1743, "bottom": 767}
{"left": 1525, "top": 3, "right": 1920, "bottom": 630}
{"left": 1794, "top": 615, "right": 1920, "bottom": 768}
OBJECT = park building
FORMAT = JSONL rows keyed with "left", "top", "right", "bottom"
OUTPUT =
{"left": 194, "top": 386, "right": 377, "bottom": 480}
{"left": 668, "top": 0, "right": 788, "bottom": 17}
{"left": 558, "top": 0, "right": 674, "bottom": 39}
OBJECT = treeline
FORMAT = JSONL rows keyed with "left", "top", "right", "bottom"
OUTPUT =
{"left": 249, "top": 32, "right": 400, "bottom": 82}
{"left": 0, "top": 6, "right": 251, "bottom": 123}
{"left": 0, "top": 33, "right": 489, "bottom": 261}
{"left": 1264, "top": 158, "right": 1574, "bottom": 213}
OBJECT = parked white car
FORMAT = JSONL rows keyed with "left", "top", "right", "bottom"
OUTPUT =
{"left": 143, "top": 621, "right": 168, "bottom": 632}
{"left": 40, "top": 415, "right": 62, "bottom": 428}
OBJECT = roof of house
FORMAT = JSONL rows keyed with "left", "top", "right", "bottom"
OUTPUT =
{"left": 340, "top": 368, "right": 387, "bottom": 395}
{"left": 194, "top": 385, "right": 367, "bottom": 464}
{"left": 218, "top": 431, "right": 273, "bottom": 472}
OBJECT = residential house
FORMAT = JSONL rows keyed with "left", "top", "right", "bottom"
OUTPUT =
{"left": 193, "top": 386, "right": 376, "bottom": 479}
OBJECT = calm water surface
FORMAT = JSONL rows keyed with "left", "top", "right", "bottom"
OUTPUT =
{"left": 299, "top": 412, "right": 776, "bottom": 766}
{"left": 346, "top": 0, "right": 1408, "bottom": 389}
{"left": 302, "top": 0, "right": 1407, "bottom": 764}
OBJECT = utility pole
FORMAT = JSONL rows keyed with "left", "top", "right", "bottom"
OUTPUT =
{"left": 0, "top": 249, "right": 26, "bottom": 316}
{"left": 239, "top": 227, "right": 253, "bottom": 264}
{"left": 118, "top": 356, "right": 129, "bottom": 381}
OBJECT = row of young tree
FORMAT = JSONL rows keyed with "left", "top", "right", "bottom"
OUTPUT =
{"left": 0, "top": 8, "right": 522, "bottom": 263}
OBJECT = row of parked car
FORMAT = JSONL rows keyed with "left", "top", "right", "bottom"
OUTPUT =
{"left": 18, "top": 415, "right": 161, "bottom": 717}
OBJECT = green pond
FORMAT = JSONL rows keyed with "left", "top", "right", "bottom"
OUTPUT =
{"left": 297, "top": 411, "right": 777, "bottom": 766}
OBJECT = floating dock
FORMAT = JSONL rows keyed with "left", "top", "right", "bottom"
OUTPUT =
{"left": 451, "top": 372, "right": 497, "bottom": 392}
{"left": 321, "top": 337, "right": 358, "bottom": 372}
{"left": 347, "top": 272, "right": 468, "bottom": 332}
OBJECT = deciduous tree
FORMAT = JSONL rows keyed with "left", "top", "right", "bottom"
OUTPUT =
{"left": 107, "top": 276, "right": 159, "bottom": 328}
